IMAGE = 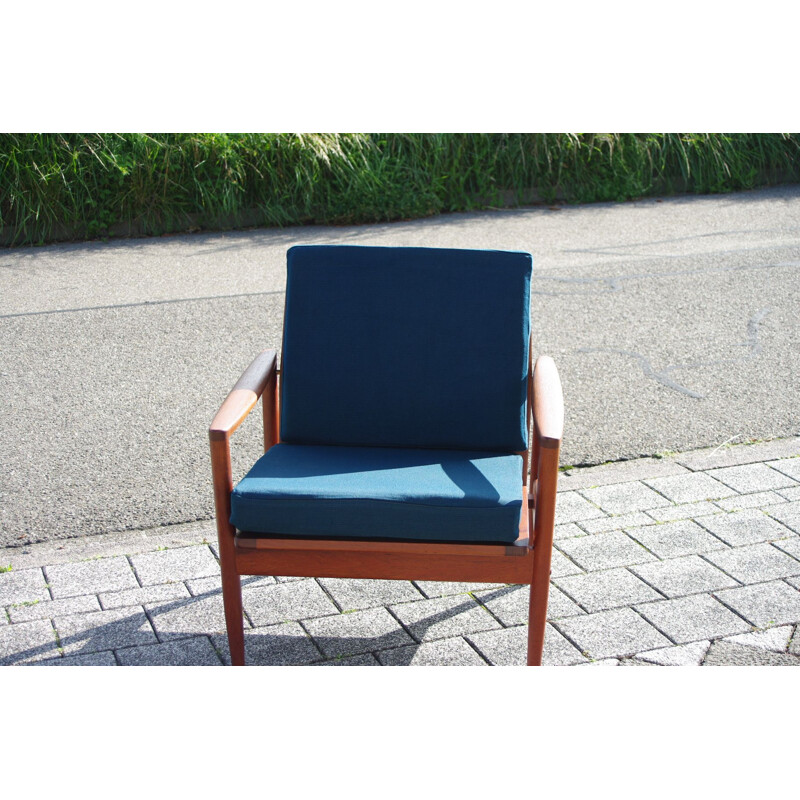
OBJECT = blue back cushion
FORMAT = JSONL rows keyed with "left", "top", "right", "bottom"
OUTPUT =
{"left": 280, "top": 245, "right": 532, "bottom": 452}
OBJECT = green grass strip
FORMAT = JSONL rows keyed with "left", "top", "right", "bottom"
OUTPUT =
{"left": 1, "top": 133, "right": 799, "bottom": 246}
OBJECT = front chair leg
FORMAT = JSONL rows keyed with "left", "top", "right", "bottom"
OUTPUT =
{"left": 219, "top": 545, "right": 245, "bottom": 665}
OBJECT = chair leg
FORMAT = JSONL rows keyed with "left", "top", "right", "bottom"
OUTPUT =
{"left": 220, "top": 558, "right": 245, "bottom": 666}
{"left": 526, "top": 547, "right": 551, "bottom": 666}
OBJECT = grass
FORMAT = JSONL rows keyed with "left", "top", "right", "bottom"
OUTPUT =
{"left": 2, "top": 133, "right": 800, "bottom": 246}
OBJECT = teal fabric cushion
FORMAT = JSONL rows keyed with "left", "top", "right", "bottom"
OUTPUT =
{"left": 230, "top": 444, "right": 523, "bottom": 543}
{"left": 280, "top": 245, "right": 532, "bottom": 452}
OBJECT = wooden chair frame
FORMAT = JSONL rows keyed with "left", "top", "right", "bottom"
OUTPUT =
{"left": 209, "top": 345, "right": 563, "bottom": 666}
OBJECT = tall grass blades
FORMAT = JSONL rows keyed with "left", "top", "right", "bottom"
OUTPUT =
{"left": 1, "top": 133, "right": 799, "bottom": 246}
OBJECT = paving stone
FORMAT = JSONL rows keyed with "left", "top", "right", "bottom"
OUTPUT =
{"left": 630, "top": 556, "right": 739, "bottom": 598}
{"left": 55, "top": 607, "right": 158, "bottom": 656}
{"left": 45, "top": 557, "right": 138, "bottom": 599}
{"left": 557, "top": 457, "right": 688, "bottom": 491}
{"left": 702, "top": 639, "right": 800, "bottom": 666}
{"left": 777, "top": 486, "right": 800, "bottom": 502}
{"left": 696, "top": 509, "right": 796, "bottom": 547}
{"left": 147, "top": 592, "right": 236, "bottom": 642}
{"left": 549, "top": 549, "right": 585, "bottom": 577}
{"left": 554, "top": 523, "right": 587, "bottom": 540}
{"left": 715, "top": 491, "right": 788, "bottom": 512}
{"left": 577, "top": 512, "right": 654, "bottom": 534}
{"left": 99, "top": 582, "right": 191, "bottom": 610}
{"left": 555, "top": 530, "right": 657, "bottom": 571}
{"left": 774, "top": 538, "right": 800, "bottom": 560}
{"left": 130, "top": 545, "right": 219, "bottom": 586}
{"left": 554, "top": 492, "right": 605, "bottom": 524}
{"left": 303, "top": 607, "right": 415, "bottom": 658}
{"left": 791, "top": 627, "right": 800, "bottom": 655}
{"left": 636, "top": 640, "right": 711, "bottom": 666}
{"left": 377, "top": 637, "right": 488, "bottom": 666}
{"left": 35, "top": 651, "right": 118, "bottom": 666}
{"left": 644, "top": 472, "right": 737, "bottom": 504}
{"left": 580, "top": 481, "right": 671, "bottom": 516}
{"left": 213, "top": 623, "right": 324, "bottom": 665}
{"left": 787, "top": 576, "right": 800, "bottom": 590}
{"left": 116, "top": 636, "right": 222, "bottom": 666}
{"left": 676, "top": 438, "right": 800, "bottom": 471}
{"left": 626, "top": 519, "right": 729, "bottom": 558}
{"left": 634, "top": 594, "right": 751, "bottom": 644}
{"left": 555, "top": 607, "right": 670, "bottom": 659}
{"left": 472, "top": 583, "right": 583, "bottom": 625}
{"left": 242, "top": 579, "right": 339, "bottom": 626}
{"left": 645, "top": 502, "right": 721, "bottom": 522}
{"left": 0, "top": 619, "right": 60, "bottom": 664}
{"left": 706, "top": 463, "right": 798, "bottom": 494}
{"left": 8, "top": 594, "right": 101, "bottom": 623}
{"left": 0, "top": 568, "right": 50, "bottom": 606}
{"left": 412, "top": 580, "right": 505, "bottom": 598}
{"left": 186, "top": 574, "right": 275, "bottom": 597}
{"left": 724, "top": 625, "right": 793, "bottom": 653}
{"left": 766, "top": 501, "right": 800, "bottom": 533}
{"left": 714, "top": 580, "right": 800, "bottom": 627}
{"left": 468, "top": 623, "right": 588, "bottom": 666}
{"left": 318, "top": 578, "right": 424, "bottom": 611}
{"left": 583, "top": 658, "right": 620, "bottom": 666}
{"left": 554, "top": 568, "right": 663, "bottom": 613}
{"left": 703, "top": 542, "right": 800, "bottom": 583}
{"left": 313, "top": 653, "right": 380, "bottom": 666}
{"left": 766, "top": 457, "right": 800, "bottom": 482}
{"left": 389, "top": 594, "right": 500, "bottom": 642}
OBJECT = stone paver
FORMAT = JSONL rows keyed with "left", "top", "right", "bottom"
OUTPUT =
{"left": 8, "top": 594, "right": 101, "bottom": 623}
{"left": 147, "top": 593, "right": 234, "bottom": 642}
{"left": 702, "top": 542, "right": 800, "bottom": 583}
{"left": 554, "top": 492, "right": 605, "bottom": 525}
{"left": 389, "top": 595, "right": 500, "bottom": 643}
{"left": 716, "top": 491, "right": 788, "bottom": 512}
{"left": 99, "top": 582, "right": 191, "bottom": 610}
{"left": 303, "top": 607, "right": 415, "bottom": 659}
{"left": 774, "top": 538, "right": 800, "bottom": 560}
{"left": 414, "top": 580, "right": 506, "bottom": 598}
{"left": 549, "top": 549, "right": 584, "bottom": 577}
{"left": 626, "top": 519, "right": 729, "bottom": 558}
{"left": 702, "top": 640, "right": 800, "bottom": 666}
{"left": 580, "top": 481, "right": 671, "bottom": 516}
{"left": 468, "top": 623, "right": 588, "bottom": 666}
{"left": 714, "top": 581, "right": 800, "bottom": 627}
{"left": 554, "top": 607, "right": 671, "bottom": 659}
{"left": 116, "top": 636, "right": 222, "bottom": 666}
{"left": 645, "top": 502, "right": 721, "bottom": 522}
{"left": 0, "top": 619, "right": 60, "bottom": 664}
{"left": 777, "top": 486, "right": 800, "bottom": 502}
{"left": 577, "top": 512, "right": 654, "bottom": 535}
{"left": 554, "top": 568, "right": 663, "bottom": 613}
{"left": 553, "top": 523, "right": 585, "bottom": 540}
{"left": 37, "top": 651, "right": 118, "bottom": 666}
{"left": 130, "top": 545, "right": 219, "bottom": 586}
{"left": 634, "top": 594, "right": 751, "bottom": 644}
{"left": 766, "top": 457, "right": 800, "bottom": 482}
{"left": 377, "top": 637, "right": 487, "bottom": 666}
{"left": 241, "top": 579, "right": 339, "bottom": 627}
{"left": 556, "top": 530, "right": 658, "bottom": 571}
{"left": 55, "top": 607, "right": 157, "bottom": 656}
{"left": 636, "top": 640, "right": 711, "bottom": 666}
{"left": 644, "top": 472, "right": 737, "bottom": 504}
{"left": 707, "top": 463, "right": 798, "bottom": 494}
{"left": 0, "top": 568, "right": 49, "bottom": 606}
{"left": 766, "top": 501, "right": 800, "bottom": 533}
{"left": 318, "top": 578, "right": 424, "bottom": 611}
{"left": 724, "top": 626, "right": 793, "bottom": 653}
{"left": 45, "top": 557, "right": 138, "bottom": 599}
{"left": 473, "top": 583, "right": 582, "bottom": 625}
{"left": 629, "top": 556, "right": 739, "bottom": 598}
{"left": 314, "top": 653, "right": 380, "bottom": 666}
{"left": 214, "top": 623, "right": 323, "bottom": 666}
{"left": 696, "top": 509, "right": 796, "bottom": 547}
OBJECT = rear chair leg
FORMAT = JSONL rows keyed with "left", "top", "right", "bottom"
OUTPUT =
{"left": 218, "top": 527, "right": 245, "bottom": 666}
{"left": 527, "top": 540, "right": 552, "bottom": 666}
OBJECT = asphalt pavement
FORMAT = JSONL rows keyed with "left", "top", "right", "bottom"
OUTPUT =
{"left": 2, "top": 185, "right": 799, "bottom": 546}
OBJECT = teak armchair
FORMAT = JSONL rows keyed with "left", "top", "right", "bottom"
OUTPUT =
{"left": 209, "top": 245, "right": 563, "bottom": 665}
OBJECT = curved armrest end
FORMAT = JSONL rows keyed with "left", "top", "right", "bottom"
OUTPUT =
{"left": 533, "top": 355, "right": 564, "bottom": 449}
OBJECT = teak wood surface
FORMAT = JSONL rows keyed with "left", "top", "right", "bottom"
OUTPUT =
{"left": 209, "top": 344, "right": 564, "bottom": 667}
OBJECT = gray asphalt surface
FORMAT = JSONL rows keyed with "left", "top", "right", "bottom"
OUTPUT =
{"left": 2, "top": 185, "right": 799, "bottom": 546}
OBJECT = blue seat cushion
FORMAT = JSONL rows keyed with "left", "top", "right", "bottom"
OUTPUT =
{"left": 230, "top": 444, "right": 523, "bottom": 544}
{"left": 280, "top": 245, "right": 532, "bottom": 452}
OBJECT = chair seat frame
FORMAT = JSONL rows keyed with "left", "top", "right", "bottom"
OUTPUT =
{"left": 210, "top": 348, "right": 563, "bottom": 666}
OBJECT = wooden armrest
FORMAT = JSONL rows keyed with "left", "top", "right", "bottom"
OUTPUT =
{"left": 209, "top": 350, "right": 278, "bottom": 442}
{"left": 533, "top": 355, "right": 564, "bottom": 449}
